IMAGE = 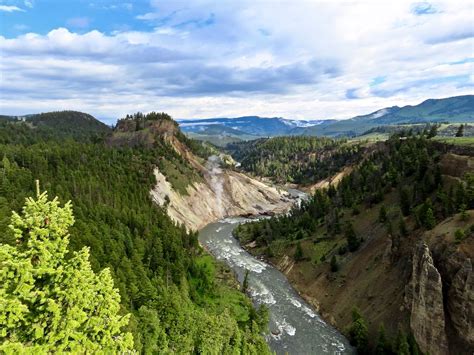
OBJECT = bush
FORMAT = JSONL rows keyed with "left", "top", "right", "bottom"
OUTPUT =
{"left": 455, "top": 229, "right": 465, "bottom": 242}
{"left": 338, "top": 245, "right": 348, "bottom": 255}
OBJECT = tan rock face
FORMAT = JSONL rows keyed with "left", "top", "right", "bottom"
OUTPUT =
{"left": 276, "top": 255, "right": 295, "bottom": 275}
{"left": 406, "top": 242, "right": 449, "bottom": 355}
{"left": 150, "top": 168, "right": 292, "bottom": 231}
{"left": 448, "top": 258, "right": 474, "bottom": 349}
{"left": 303, "top": 166, "right": 353, "bottom": 193}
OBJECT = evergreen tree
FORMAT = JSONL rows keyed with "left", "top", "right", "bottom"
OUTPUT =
{"left": 459, "top": 203, "right": 469, "bottom": 221}
{"left": 399, "top": 187, "right": 411, "bottom": 216}
{"left": 407, "top": 331, "right": 420, "bottom": 355}
{"left": 0, "top": 189, "right": 133, "bottom": 353}
{"left": 424, "top": 207, "right": 436, "bottom": 230}
{"left": 417, "top": 199, "right": 436, "bottom": 230}
{"left": 375, "top": 324, "right": 391, "bottom": 355}
{"left": 456, "top": 124, "right": 464, "bottom": 137}
{"left": 345, "top": 221, "right": 360, "bottom": 252}
{"left": 427, "top": 124, "right": 438, "bottom": 139}
{"left": 254, "top": 305, "right": 269, "bottom": 332}
{"left": 294, "top": 241, "right": 304, "bottom": 261}
{"left": 348, "top": 308, "right": 369, "bottom": 354}
{"left": 242, "top": 269, "right": 250, "bottom": 294}
{"left": 393, "top": 328, "right": 410, "bottom": 355}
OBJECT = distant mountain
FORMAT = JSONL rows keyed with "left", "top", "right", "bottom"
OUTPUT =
{"left": 180, "top": 95, "right": 474, "bottom": 140}
{"left": 297, "top": 95, "right": 474, "bottom": 136}
{"left": 178, "top": 116, "right": 333, "bottom": 138}
{"left": 2, "top": 111, "right": 111, "bottom": 137}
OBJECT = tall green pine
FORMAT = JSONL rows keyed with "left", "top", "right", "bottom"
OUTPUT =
{"left": 0, "top": 190, "right": 133, "bottom": 352}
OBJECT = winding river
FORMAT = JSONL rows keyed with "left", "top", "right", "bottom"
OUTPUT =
{"left": 199, "top": 211, "right": 354, "bottom": 354}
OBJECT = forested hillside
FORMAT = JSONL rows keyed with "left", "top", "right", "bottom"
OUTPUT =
{"left": 226, "top": 136, "right": 362, "bottom": 184}
{"left": 0, "top": 113, "right": 270, "bottom": 353}
{"left": 2, "top": 111, "right": 111, "bottom": 140}
{"left": 234, "top": 134, "right": 474, "bottom": 354}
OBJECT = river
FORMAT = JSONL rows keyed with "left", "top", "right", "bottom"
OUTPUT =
{"left": 199, "top": 214, "right": 354, "bottom": 354}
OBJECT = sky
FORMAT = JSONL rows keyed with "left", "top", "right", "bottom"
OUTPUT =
{"left": 0, "top": 0, "right": 473, "bottom": 124}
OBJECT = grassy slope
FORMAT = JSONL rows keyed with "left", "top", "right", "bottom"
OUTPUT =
{"left": 434, "top": 136, "right": 474, "bottom": 146}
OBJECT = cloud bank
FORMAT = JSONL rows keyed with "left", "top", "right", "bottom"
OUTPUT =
{"left": 0, "top": 0, "right": 473, "bottom": 123}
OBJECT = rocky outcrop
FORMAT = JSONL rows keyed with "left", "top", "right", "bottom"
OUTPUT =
{"left": 303, "top": 166, "right": 353, "bottom": 193}
{"left": 448, "top": 258, "right": 474, "bottom": 351}
{"left": 406, "top": 242, "right": 449, "bottom": 355}
{"left": 276, "top": 255, "right": 295, "bottom": 275}
{"left": 439, "top": 153, "right": 474, "bottom": 178}
{"left": 108, "top": 117, "right": 180, "bottom": 148}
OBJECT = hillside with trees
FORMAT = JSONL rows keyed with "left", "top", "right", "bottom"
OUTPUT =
{"left": 226, "top": 136, "right": 363, "bottom": 184}
{"left": 0, "top": 113, "right": 270, "bottom": 353}
{"left": 234, "top": 133, "right": 474, "bottom": 354}
{"left": 2, "top": 111, "right": 111, "bottom": 140}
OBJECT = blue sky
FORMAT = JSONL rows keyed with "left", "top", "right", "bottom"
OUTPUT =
{"left": 0, "top": 0, "right": 473, "bottom": 123}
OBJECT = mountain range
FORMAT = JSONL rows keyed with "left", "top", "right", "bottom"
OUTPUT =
{"left": 178, "top": 95, "right": 474, "bottom": 142}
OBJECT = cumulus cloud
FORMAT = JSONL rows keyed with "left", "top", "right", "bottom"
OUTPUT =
{"left": 0, "top": 5, "right": 24, "bottom": 12}
{"left": 0, "top": 0, "right": 473, "bottom": 121}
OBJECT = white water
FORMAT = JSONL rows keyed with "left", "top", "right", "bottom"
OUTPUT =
{"left": 199, "top": 216, "right": 354, "bottom": 354}
{"left": 206, "top": 155, "right": 224, "bottom": 216}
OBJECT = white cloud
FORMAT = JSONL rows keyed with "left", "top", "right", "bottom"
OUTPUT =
{"left": 0, "top": 0, "right": 473, "bottom": 121}
{"left": 0, "top": 5, "right": 24, "bottom": 12}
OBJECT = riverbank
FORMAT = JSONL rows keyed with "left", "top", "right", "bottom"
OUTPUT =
{"left": 239, "top": 243, "right": 342, "bottom": 329}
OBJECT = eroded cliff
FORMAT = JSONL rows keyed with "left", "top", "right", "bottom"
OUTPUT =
{"left": 150, "top": 163, "right": 292, "bottom": 231}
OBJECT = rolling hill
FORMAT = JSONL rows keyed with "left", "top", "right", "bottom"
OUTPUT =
{"left": 0, "top": 111, "right": 111, "bottom": 138}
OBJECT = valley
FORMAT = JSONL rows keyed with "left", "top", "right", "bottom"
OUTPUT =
{"left": 1, "top": 107, "right": 473, "bottom": 354}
